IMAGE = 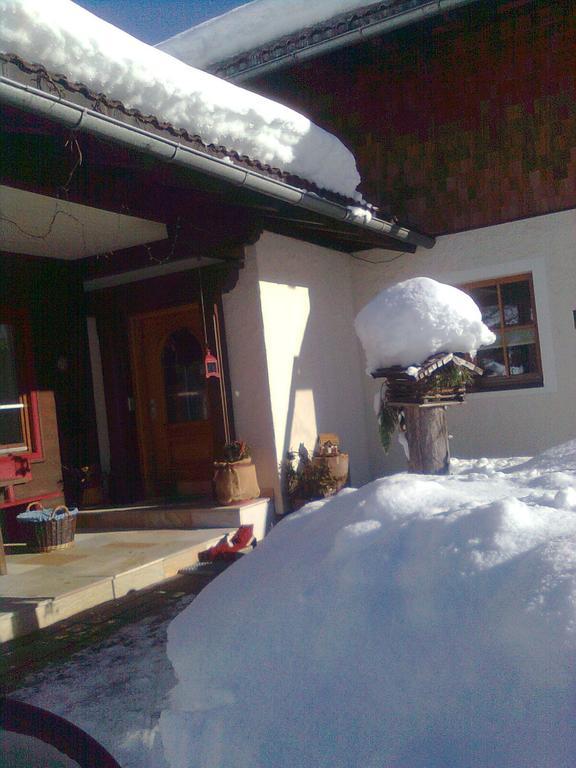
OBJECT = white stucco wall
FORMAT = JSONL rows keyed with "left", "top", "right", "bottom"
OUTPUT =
{"left": 351, "top": 209, "right": 576, "bottom": 476}
{"left": 223, "top": 231, "right": 371, "bottom": 511}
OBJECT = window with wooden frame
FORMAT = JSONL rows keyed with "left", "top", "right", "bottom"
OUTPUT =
{"left": 0, "top": 309, "right": 42, "bottom": 460}
{"left": 461, "top": 274, "right": 543, "bottom": 390}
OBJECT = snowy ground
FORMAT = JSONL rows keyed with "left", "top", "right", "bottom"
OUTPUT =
{"left": 12, "top": 442, "right": 576, "bottom": 768}
{"left": 12, "top": 594, "right": 197, "bottom": 768}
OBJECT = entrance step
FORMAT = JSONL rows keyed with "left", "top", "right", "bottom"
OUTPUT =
{"left": 76, "top": 497, "right": 273, "bottom": 541}
{"left": 0, "top": 528, "right": 230, "bottom": 643}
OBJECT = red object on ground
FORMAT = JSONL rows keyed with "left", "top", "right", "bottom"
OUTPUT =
{"left": 198, "top": 524, "right": 255, "bottom": 562}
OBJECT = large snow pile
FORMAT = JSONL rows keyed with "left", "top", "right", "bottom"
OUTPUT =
{"left": 355, "top": 276, "right": 496, "bottom": 371}
{"left": 0, "top": 0, "right": 361, "bottom": 197}
{"left": 158, "top": 0, "right": 382, "bottom": 70}
{"left": 12, "top": 443, "right": 576, "bottom": 768}
{"left": 161, "top": 441, "right": 576, "bottom": 768}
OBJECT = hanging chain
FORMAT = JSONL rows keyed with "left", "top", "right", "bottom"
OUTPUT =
{"left": 198, "top": 265, "right": 209, "bottom": 347}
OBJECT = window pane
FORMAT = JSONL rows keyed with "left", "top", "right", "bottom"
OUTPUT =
{"left": 500, "top": 280, "right": 533, "bottom": 326}
{"left": 503, "top": 327, "right": 536, "bottom": 346}
{"left": 508, "top": 343, "right": 539, "bottom": 375}
{"left": 476, "top": 346, "right": 507, "bottom": 377}
{"left": 468, "top": 285, "right": 500, "bottom": 330}
{"left": 0, "top": 324, "right": 24, "bottom": 446}
{"left": 463, "top": 274, "right": 542, "bottom": 389}
{"left": 162, "top": 328, "right": 208, "bottom": 423}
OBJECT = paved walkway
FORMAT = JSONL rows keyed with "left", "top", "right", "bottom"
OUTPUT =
{"left": 0, "top": 528, "right": 229, "bottom": 643}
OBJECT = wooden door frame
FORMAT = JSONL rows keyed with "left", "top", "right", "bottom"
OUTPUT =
{"left": 129, "top": 302, "right": 226, "bottom": 498}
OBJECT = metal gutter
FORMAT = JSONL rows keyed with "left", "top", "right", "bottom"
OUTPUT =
{"left": 220, "top": 0, "right": 478, "bottom": 83}
{"left": 0, "top": 75, "right": 435, "bottom": 250}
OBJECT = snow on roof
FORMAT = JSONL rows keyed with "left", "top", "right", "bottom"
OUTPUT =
{"left": 355, "top": 277, "right": 496, "bottom": 372}
{"left": 158, "top": 0, "right": 383, "bottom": 71}
{"left": 0, "top": 0, "right": 362, "bottom": 198}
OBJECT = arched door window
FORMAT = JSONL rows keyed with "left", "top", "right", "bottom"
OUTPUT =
{"left": 162, "top": 329, "right": 207, "bottom": 423}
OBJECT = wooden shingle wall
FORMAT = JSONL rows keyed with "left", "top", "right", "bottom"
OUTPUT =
{"left": 251, "top": 0, "right": 576, "bottom": 235}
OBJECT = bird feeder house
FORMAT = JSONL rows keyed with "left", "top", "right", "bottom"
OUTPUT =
{"left": 371, "top": 353, "right": 484, "bottom": 475}
{"left": 371, "top": 353, "right": 483, "bottom": 407}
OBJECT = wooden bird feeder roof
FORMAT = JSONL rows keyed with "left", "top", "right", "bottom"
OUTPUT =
{"left": 371, "top": 353, "right": 484, "bottom": 407}
{"left": 371, "top": 353, "right": 483, "bottom": 380}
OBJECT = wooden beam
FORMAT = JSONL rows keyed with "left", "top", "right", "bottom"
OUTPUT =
{"left": 0, "top": 523, "right": 7, "bottom": 575}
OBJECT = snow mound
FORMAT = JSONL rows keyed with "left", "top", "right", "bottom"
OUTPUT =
{"left": 161, "top": 438, "right": 576, "bottom": 768}
{"left": 515, "top": 438, "right": 576, "bottom": 474}
{"left": 355, "top": 276, "right": 496, "bottom": 371}
{"left": 158, "top": 0, "right": 382, "bottom": 71}
{"left": 0, "top": 0, "right": 361, "bottom": 197}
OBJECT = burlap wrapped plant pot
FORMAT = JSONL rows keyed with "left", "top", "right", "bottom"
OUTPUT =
{"left": 213, "top": 459, "right": 260, "bottom": 505}
{"left": 311, "top": 453, "right": 349, "bottom": 494}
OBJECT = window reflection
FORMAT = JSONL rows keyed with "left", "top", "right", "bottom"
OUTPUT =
{"left": 470, "top": 284, "right": 500, "bottom": 330}
{"left": 463, "top": 274, "right": 542, "bottom": 388}
{"left": 0, "top": 323, "right": 25, "bottom": 446}
{"left": 501, "top": 280, "right": 533, "bottom": 326}
{"left": 162, "top": 329, "right": 207, "bottom": 423}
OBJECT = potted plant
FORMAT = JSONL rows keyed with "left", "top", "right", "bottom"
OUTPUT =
{"left": 282, "top": 441, "right": 348, "bottom": 512}
{"left": 213, "top": 440, "right": 260, "bottom": 505}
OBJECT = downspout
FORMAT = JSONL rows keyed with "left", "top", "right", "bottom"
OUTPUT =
{"left": 0, "top": 75, "right": 435, "bottom": 250}
{"left": 218, "top": 0, "right": 480, "bottom": 82}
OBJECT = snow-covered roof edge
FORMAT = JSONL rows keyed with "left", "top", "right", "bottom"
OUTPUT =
{"left": 0, "top": 0, "right": 362, "bottom": 199}
{"left": 0, "top": 52, "right": 353, "bottom": 207}
{"left": 1, "top": 55, "right": 435, "bottom": 252}
{"left": 157, "top": 0, "right": 383, "bottom": 72}
{"left": 158, "top": 0, "right": 479, "bottom": 81}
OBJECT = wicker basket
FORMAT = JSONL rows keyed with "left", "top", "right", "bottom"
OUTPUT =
{"left": 17, "top": 502, "right": 77, "bottom": 552}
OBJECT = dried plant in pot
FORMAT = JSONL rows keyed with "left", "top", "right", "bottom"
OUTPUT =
{"left": 282, "top": 442, "right": 348, "bottom": 513}
{"left": 213, "top": 440, "right": 260, "bottom": 505}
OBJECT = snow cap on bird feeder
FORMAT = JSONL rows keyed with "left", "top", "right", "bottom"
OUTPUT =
{"left": 354, "top": 276, "right": 496, "bottom": 374}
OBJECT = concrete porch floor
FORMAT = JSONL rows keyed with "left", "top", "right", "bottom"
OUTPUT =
{"left": 0, "top": 527, "right": 230, "bottom": 644}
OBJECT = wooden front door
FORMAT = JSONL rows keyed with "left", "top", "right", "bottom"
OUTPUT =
{"left": 130, "top": 304, "right": 219, "bottom": 498}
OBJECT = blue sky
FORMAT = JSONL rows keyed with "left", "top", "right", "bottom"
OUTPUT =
{"left": 75, "top": 1, "right": 246, "bottom": 44}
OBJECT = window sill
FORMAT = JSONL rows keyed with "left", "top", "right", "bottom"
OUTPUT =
{"left": 471, "top": 376, "right": 543, "bottom": 393}
{"left": 0, "top": 446, "right": 28, "bottom": 456}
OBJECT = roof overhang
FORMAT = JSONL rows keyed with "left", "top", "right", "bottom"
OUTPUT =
{"left": 0, "top": 66, "right": 435, "bottom": 255}
{"left": 208, "top": 0, "right": 481, "bottom": 82}
{"left": 0, "top": 185, "right": 167, "bottom": 259}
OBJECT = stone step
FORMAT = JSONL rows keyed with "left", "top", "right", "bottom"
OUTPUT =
{"left": 76, "top": 497, "right": 273, "bottom": 541}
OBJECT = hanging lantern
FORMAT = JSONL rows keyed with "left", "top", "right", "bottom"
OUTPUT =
{"left": 204, "top": 347, "right": 221, "bottom": 379}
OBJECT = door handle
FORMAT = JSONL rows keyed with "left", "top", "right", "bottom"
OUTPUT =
{"left": 149, "top": 399, "right": 157, "bottom": 421}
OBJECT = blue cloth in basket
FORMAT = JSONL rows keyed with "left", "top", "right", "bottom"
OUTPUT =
{"left": 17, "top": 507, "right": 78, "bottom": 522}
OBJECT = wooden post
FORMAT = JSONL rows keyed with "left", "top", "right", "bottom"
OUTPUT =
{"left": 0, "top": 523, "right": 7, "bottom": 575}
{"left": 403, "top": 405, "right": 450, "bottom": 475}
